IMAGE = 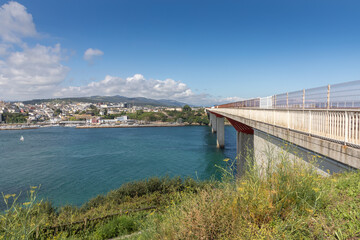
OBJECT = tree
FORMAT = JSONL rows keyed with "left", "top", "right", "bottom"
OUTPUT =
{"left": 182, "top": 105, "right": 192, "bottom": 112}
{"left": 4, "top": 113, "right": 27, "bottom": 123}
{"left": 54, "top": 109, "right": 62, "bottom": 115}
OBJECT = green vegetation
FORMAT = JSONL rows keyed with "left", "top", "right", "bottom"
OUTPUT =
{"left": 126, "top": 106, "right": 209, "bottom": 125}
{"left": 2, "top": 150, "right": 360, "bottom": 239}
{"left": 93, "top": 215, "right": 138, "bottom": 239}
{"left": 3, "top": 113, "right": 28, "bottom": 123}
{"left": 54, "top": 109, "right": 62, "bottom": 116}
{"left": 101, "top": 106, "right": 209, "bottom": 125}
{"left": 0, "top": 177, "right": 211, "bottom": 239}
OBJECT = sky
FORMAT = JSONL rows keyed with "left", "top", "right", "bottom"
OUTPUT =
{"left": 0, "top": 0, "right": 359, "bottom": 105}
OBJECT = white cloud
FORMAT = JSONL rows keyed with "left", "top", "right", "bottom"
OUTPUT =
{"left": 83, "top": 48, "right": 104, "bottom": 62}
{"left": 0, "top": 2, "right": 70, "bottom": 101}
{"left": 55, "top": 74, "right": 194, "bottom": 99}
{"left": 0, "top": 1, "right": 37, "bottom": 43}
{"left": 53, "top": 74, "right": 242, "bottom": 106}
{"left": 0, "top": 44, "right": 70, "bottom": 100}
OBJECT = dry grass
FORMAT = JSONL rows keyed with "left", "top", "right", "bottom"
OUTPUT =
{"left": 146, "top": 148, "right": 354, "bottom": 240}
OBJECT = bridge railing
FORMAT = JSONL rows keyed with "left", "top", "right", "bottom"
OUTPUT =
{"left": 211, "top": 108, "right": 360, "bottom": 147}
{"left": 217, "top": 80, "right": 360, "bottom": 109}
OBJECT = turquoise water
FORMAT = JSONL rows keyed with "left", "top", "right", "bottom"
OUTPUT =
{"left": 0, "top": 126, "right": 236, "bottom": 209}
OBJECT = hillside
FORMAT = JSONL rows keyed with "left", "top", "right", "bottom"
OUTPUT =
{"left": 22, "top": 95, "right": 190, "bottom": 107}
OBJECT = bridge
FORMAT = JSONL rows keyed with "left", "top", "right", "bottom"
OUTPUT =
{"left": 207, "top": 80, "right": 360, "bottom": 172}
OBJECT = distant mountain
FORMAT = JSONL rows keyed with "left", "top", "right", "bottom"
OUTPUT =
{"left": 22, "top": 95, "right": 190, "bottom": 107}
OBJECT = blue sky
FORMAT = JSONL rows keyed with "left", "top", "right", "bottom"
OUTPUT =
{"left": 0, "top": 0, "right": 359, "bottom": 105}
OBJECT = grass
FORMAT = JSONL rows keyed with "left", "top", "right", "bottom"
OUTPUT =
{"left": 143, "top": 150, "right": 360, "bottom": 239}
{"left": 1, "top": 150, "right": 360, "bottom": 239}
{"left": 0, "top": 176, "right": 212, "bottom": 239}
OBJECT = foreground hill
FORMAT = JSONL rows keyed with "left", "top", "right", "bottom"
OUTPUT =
{"left": 1, "top": 153, "right": 359, "bottom": 239}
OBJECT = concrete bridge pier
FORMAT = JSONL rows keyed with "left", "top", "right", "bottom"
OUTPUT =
{"left": 210, "top": 113, "right": 217, "bottom": 133}
{"left": 236, "top": 131, "right": 254, "bottom": 176}
{"left": 216, "top": 116, "right": 225, "bottom": 148}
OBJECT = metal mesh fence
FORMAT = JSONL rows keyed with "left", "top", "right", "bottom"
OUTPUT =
{"left": 330, "top": 80, "right": 360, "bottom": 108}
{"left": 217, "top": 80, "right": 360, "bottom": 109}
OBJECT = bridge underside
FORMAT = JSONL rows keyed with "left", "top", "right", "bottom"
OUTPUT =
{"left": 208, "top": 110, "right": 360, "bottom": 170}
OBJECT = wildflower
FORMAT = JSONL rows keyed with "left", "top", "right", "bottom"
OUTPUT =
{"left": 237, "top": 187, "right": 244, "bottom": 192}
{"left": 331, "top": 179, "right": 337, "bottom": 182}
{"left": 30, "top": 186, "right": 37, "bottom": 189}
{"left": 270, "top": 190, "right": 277, "bottom": 194}
{"left": 223, "top": 158, "right": 230, "bottom": 162}
{"left": 4, "top": 194, "right": 12, "bottom": 199}
{"left": 240, "top": 182, "right": 246, "bottom": 185}
{"left": 312, "top": 188, "right": 320, "bottom": 192}
{"left": 306, "top": 208, "right": 314, "bottom": 214}
{"left": 150, "top": 210, "right": 155, "bottom": 216}
{"left": 23, "top": 202, "right": 31, "bottom": 206}
{"left": 30, "top": 190, "right": 35, "bottom": 194}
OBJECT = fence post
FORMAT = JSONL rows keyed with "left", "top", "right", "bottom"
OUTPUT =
{"left": 274, "top": 95, "right": 277, "bottom": 108}
{"left": 309, "top": 111, "right": 312, "bottom": 134}
{"left": 327, "top": 84, "right": 331, "bottom": 109}
{"left": 286, "top": 92, "right": 289, "bottom": 108}
{"left": 273, "top": 109, "right": 275, "bottom": 125}
{"left": 287, "top": 110, "right": 290, "bottom": 128}
{"left": 303, "top": 89, "right": 305, "bottom": 109}
{"left": 345, "top": 111, "right": 348, "bottom": 145}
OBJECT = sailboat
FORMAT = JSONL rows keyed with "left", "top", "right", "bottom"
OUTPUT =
{"left": 20, "top": 136, "right": 24, "bottom": 141}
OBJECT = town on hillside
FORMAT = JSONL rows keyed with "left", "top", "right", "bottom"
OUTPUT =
{"left": 0, "top": 101, "right": 209, "bottom": 130}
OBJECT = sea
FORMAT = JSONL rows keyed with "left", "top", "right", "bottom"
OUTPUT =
{"left": 0, "top": 126, "right": 236, "bottom": 210}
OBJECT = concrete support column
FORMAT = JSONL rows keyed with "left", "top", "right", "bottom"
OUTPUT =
{"left": 236, "top": 131, "right": 254, "bottom": 176}
{"left": 216, "top": 117, "right": 225, "bottom": 148}
{"left": 211, "top": 113, "right": 217, "bottom": 133}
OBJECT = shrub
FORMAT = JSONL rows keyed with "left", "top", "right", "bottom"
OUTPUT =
{"left": 94, "top": 215, "right": 138, "bottom": 239}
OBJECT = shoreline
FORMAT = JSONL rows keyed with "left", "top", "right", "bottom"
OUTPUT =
{"left": 0, "top": 126, "right": 39, "bottom": 131}
{"left": 75, "top": 123, "right": 188, "bottom": 129}
{"left": 0, "top": 122, "right": 204, "bottom": 130}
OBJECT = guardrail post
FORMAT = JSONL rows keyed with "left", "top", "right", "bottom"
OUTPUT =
{"left": 286, "top": 92, "right": 289, "bottom": 108}
{"left": 327, "top": 84, "right": 331, "bottom": 109}
{"left": 287, "top": 110, "right": 290, "bottom": 128}
{"left": 345, "top": 111, "right": 348, "bottom": 145}
{"left": 309, "top": 111, "right": 312, "bottom": 134}
{"left": 274, "top": 95, "right": 277, "bottom": 108}
{"left": 303, "top": 89, "right": 305, "bottom": 109}
{"left": 273, "top": 109, "right": 275, "bottom": 125}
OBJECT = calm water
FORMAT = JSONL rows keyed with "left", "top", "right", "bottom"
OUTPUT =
{"left": 0, "top": 126, "right": 236, "bottom": 209}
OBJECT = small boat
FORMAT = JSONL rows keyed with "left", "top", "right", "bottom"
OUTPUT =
{"left": 20, "top": 136, "right": 24, "bottom": 141}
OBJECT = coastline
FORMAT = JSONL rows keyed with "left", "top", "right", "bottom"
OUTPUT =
{"left": 0, "top": 126, "right": 39, "bottom": 131}
{"left": 0, "top": 122, "right": 202, "bottom": 131}
{"left": 76, "top": 123, "right": 190, "bottom": 129}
